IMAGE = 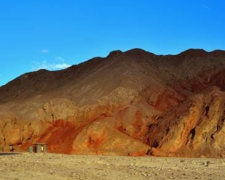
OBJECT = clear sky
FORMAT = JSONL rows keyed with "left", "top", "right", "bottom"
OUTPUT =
{"left": 0, "top": 0, "right": 225, "bottom": 86}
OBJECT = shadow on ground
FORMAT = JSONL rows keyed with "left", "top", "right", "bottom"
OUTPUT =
{"left": 0, "top": 153, "right": 21, "bottom": 156}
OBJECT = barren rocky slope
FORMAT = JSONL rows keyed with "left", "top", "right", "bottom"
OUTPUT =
{"left": 0, "top": 48, "right": 225, "bottom": 157}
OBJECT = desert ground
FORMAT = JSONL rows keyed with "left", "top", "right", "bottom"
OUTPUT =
{"left": 0, "top": 153, "right": 225, "bottom": 180}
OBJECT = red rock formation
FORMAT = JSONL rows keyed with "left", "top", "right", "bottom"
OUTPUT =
{"left": 0, "top": 48, "right": 225, "bottom": 157}
{"left": 148, "top": 87, "right": 225, "bottom": 158}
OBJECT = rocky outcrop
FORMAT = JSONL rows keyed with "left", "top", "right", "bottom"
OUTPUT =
{"left": 0, "top": 48, "right": 225, "bottom": 157}
{"left": 72, "top": 121, "right": 151, "bottom": 156}
{"left": 148, "top": 87, "right": 225, "bottom": 158}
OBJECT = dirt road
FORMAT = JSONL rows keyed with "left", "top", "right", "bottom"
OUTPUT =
{"left": 0, "top": 153, "right": 225, "bottom": 180}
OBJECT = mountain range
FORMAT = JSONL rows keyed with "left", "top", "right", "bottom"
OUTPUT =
{"left": 1, "top": 48, "right": 225, "bottom": 157}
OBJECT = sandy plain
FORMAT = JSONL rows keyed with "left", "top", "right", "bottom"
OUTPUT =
{"left": 0, "top": 153, "right": 225, "bottom": 180}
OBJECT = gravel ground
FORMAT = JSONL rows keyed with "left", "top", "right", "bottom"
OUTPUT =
{"left": 0, "top": 153, "right": 225, "bottom": 180}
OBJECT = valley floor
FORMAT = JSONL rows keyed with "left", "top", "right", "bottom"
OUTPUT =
{"left": 0, "top": 153, "right": 225, "bottom": 180}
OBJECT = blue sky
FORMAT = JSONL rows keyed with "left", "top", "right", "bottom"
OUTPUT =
{"left": 0, "top": 0, "right": 225, "bottom": 86}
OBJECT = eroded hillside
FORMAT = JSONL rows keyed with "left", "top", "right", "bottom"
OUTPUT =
{"left": 0, "top": 48, "right": 225, "bottom": 157}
